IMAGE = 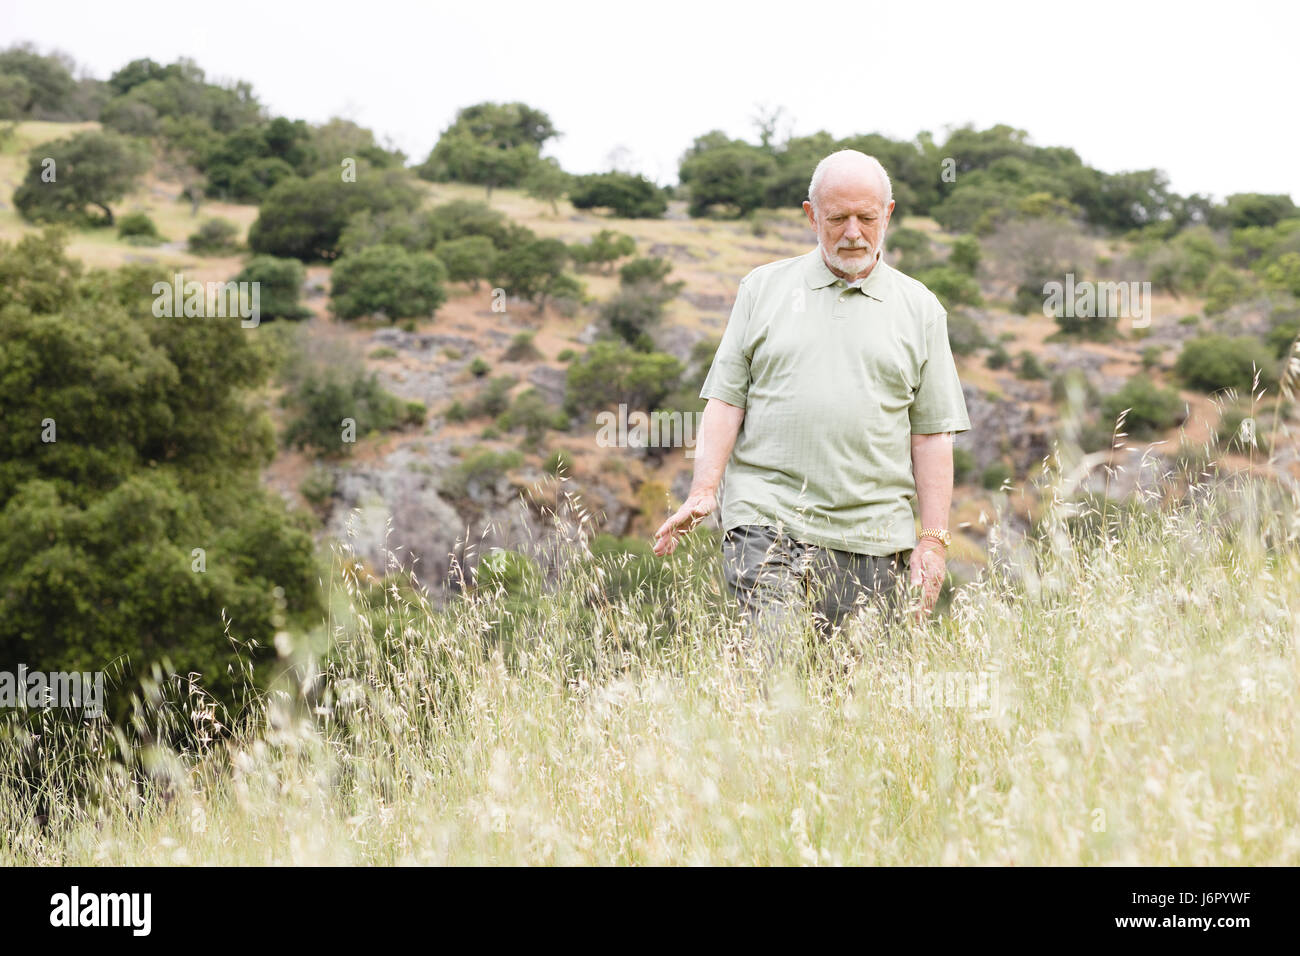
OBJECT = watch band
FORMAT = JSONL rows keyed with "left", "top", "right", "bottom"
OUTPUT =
{"left": 919, "top": 527, "right": 951, "bottom": 548}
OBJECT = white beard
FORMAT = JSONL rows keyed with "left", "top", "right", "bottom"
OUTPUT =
{"left": 821, "top": 237, "right": 877, "bottom": 277}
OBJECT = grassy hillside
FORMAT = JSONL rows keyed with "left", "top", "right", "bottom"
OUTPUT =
{"left": 5, "top": 455, "right": 1298, "bottom": 865}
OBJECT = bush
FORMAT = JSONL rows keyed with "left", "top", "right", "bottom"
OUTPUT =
{"left": 946, "top": 310, "right": 990, "bottom": 356}
{"left": 465, "top": 376, "right": 517, "bottom": 419}
{"left": 556, "top": 348, "right": 577, "bottom": 362}
{"left": 569, "top": 229, "right": 636, "bottom": 273}
{"left": 504, "top": 331, "right": 542, "bottom": 362}
{"left": 1174, "top": 334, "right": 1279, "bottom": 394}
{"left": 330, "top": 245, "right": 448, "bottom": 321}
{"left": 948, "top": 236, "right": 981, "bottom": 275}
{"left": 1141, "top": 345, "right": 1163, "bottom": 370}
{"left": 1015, "top": 350, "right": 1048, "bottom": 380}
{"left": 886, "top": 227, "right": 933, "bottom": 273}
{"left": 440, "top": 448, "right": 524, "bottom": 502}
{"left": 570, "top": 171, "right": 668, "bottom": 218}
{"left": 248, "top": 167, "right": 422, "bottom": 261}
{"left": 952, "top": 446, "right": 976, "bottom": 483}
{"left": 117, "top": 211, "right": 162, "bottom": 242}
{"left": 281, "top": 368, "right": 409, "bottom": 456}
{"left": 468, "top": 357, "right": 491, "bottom": 378}
{"left": 299, "top": 466, "right": 337, "bottom": 510}
{"left": 232, "top": 255, "right": 311, "bottom": 321}
{"left": 1099, "top": 376, "right": 1185, "bottom": 438}
{"left": 986, "top": 344, "right": 1011, "bottom": 370}
{"left": 433, "top": 234, "right": 495, "bottom": 287}
{"left": 980, "top": 462, "right": 1012, "bottom": 490}
{"left": 917, "top": 266, "right": 983, "bottom": 309}
{"left": 565, "top": 341, "right": 682, "bottom": 415}
{"left": 498, "top": 388, "right": 569, "bottom": 447}
{"left": 187, "top": 218, "right": 240, "bottom": 255}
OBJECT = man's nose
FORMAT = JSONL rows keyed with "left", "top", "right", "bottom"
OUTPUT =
{"left": 843, "top": 218, "right": 862, "bottom": 238}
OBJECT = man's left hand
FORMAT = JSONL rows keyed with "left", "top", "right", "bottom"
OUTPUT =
{"left": 908, "top": 538, "right": 946, "bottom": 621}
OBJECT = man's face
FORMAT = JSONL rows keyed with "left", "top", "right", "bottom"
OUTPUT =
{"left": 803, "top": 177, "right": 895, "bottom": 278}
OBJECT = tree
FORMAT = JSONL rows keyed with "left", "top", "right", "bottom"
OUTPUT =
{"left": 417, "top": 101, "right": 558, "bottom": 197}
{"left": 12, "top": 129, "right": 148, "bottom": 226}
{"left": 330, "top": 244, "right": 448, "bottom": 320}
{"left": 490, "top": 237, "right": 571, "bottom": 312}
{"left": 569, "top": 172, "right": 667, "bottom": 218}
{"left": 248, "top": 166, "right": 422, "bottom": 261}
{"left": 1213, "top": 193, "right": 1298, "bottom": 231}
{"left": 522, "top": 156, "right": 571, "bottom": 213}
{"left": 233, "top": 255, "right": 311, "bottom": 320}
{"left": 565, "top": 341, "right": 683, "bottom": 415}
{"left": 569, "top": 229, "right": 636, "bottom": 273}
{"left": 433, "top": 235, "right": 496, "bottom": 288}
{"left": 0, "top": 231, "right": 319, "bottom": 711}
{"left": 678, "top": 141, "right": 775, "bottom": 217}
{"left": 0, "top": 44, "right": 78, "bottom": 117}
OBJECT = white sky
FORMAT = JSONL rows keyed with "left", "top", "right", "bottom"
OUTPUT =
{"left": 3, "top": 0, "right": 1295, "bottom": 201}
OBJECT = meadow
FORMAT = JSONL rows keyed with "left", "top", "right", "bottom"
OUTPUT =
{"left": 4, "top": 430, "right": 1297, "bottom": 866}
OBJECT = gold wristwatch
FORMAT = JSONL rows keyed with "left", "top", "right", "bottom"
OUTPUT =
{"left": 919, "top": 528, "right": 951, "bottom": 548}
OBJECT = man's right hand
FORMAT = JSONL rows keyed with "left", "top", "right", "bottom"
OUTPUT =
{"left": 652, "top": 490, "right": 718, "bottom": 556}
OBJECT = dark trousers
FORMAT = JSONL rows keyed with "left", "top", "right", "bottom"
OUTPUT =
{"left": 721, "top": 524, "right": 912, "bottom": 670}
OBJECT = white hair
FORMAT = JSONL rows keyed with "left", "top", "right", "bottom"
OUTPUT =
{"left": 808, "top": 149, "right": 893, "bottom": 212}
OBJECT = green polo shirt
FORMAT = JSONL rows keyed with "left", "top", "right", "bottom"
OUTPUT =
{"left": 699, "top": 248, "right": 972, "bottom": 556}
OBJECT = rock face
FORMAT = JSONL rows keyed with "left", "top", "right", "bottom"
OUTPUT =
{"left": 326, "top": 440, "right": 464, "bottom": 584}
{"left": 957, "top": 383, "right": 1053, "bottom": 476}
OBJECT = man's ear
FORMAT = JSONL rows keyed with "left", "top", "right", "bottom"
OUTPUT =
{"left": 802, "top": 200, "right": 816, "bottom": 229}
{"left": 884, "top": 199, "right": 896, "bottom": 229}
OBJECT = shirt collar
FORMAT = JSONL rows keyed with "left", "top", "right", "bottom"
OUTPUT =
{"left": 803, "top": 248, "right": 889, "bottom": 301}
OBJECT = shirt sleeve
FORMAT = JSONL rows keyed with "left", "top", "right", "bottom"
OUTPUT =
{"left": 698, "top": 277, "right": 754, "bottom": 409}
{"left": 909, "top": 305, "right": 972, "bottom": 434}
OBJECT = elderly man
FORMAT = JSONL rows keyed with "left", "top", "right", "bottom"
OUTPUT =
{"left": 652, "top": 149, "right": 971, "bottom": 667}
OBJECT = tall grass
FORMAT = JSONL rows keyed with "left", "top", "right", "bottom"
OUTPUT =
{"left": 3, "top": 423, "right": 1299, "bottom": 866}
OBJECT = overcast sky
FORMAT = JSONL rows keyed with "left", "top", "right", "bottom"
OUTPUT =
{"left": 3, "top": 0, "right": 1294, "bottom": 201}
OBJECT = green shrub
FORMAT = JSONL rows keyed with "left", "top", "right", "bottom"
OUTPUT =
{"left": 1141, "top": 345, "right": 1163, "bottom": 370}
{"left": 1099, "top": 376, "right": 1185, "bottom": 438}
{"left": 281, "top": 369, "right": 407, "bottom": 456}
{"left": 330, "top": 244, "right": 448, "bottom": 321}
{"left": 556, "top": 348, "right": 577, "bottom": 362}
{"left": 544, "top": 449, "right": 573, "bottom": 476}
{"left": 299, "top": 466, "right": 337, "bottom": 509}
{"left": 948, "top": 235, "right": 981, "bottom": 275}
{"left": 952, "top": 446, "right": 976, "bottom": 483}
{"left": 946, "top": 310, "right": 990, "bottom": 356}
{"left": 465, "top": 375, "right": 517, "bottom": 419}
{"left": 233, "top": 254, "right": 311, "bottom": 320}
{"left": 981, "top": 462, "right": 1012, "bottom": 490}
{"left": 444, "top": 400, "right": 469, "bottom": 423}
{"left": 1016, "top": 350, "right": 1048, "bottom": 380}
{"left": 433, "top": 234, "right": 495, "bottom": 287}
{"left": 369, "top": 347, "right": 398, "bottom": 359}
{"left": 468, "top": 357, "right": 491, "bottom": 377}
{"left": 986, "top": 344, "right": 1011, "bottom": 370}
{"left": 187, "top": 217, "right": 240, "bottom": 255}
{"left": 916, "top": 265, "right": 983, "bottom": 308}
{"left": 498, "top": 388, "right": 569, "bottom": 447}
{"left": 565, "top": 341, "right": 683, "bottom": 415}
{"left": 569, "top": 229, "right": 636, "bottom": 272}
{"left": 440, "top": 448, "right": 524, "bottom": 502}
{"left": 504, "top": 331, "right": 542, "bottom": 362}
{"left": 117, "top": 211, "right": 161, "bottom": 242}
{"left": 570, "top": 171, "right": 668, "bottom": 218}
{"left": 1175, "top": 334, "right": 1279, "bottom": 394}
